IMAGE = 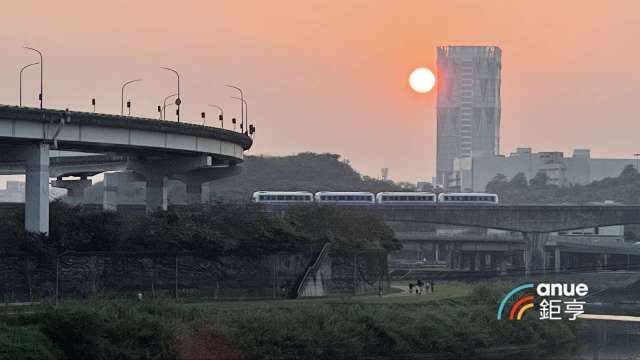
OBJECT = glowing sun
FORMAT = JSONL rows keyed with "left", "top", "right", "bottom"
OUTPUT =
{"left": 409, "top": 67, "right": 436, "bottom": 93}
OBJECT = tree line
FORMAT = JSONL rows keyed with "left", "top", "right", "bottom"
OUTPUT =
{"left": 0, "top": 201, "right": 400, "bottom": 261}
{"left": 486, "top": 165, "right": 640, "bottom": 205}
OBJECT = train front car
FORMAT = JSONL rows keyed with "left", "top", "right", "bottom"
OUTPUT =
{"left": 252, "top": 191, "right": 314, "bottom": 204}
{"left": 437, "top": 193, "right": 499, "bottom": 206}
{"left": 315, "top": 191, "right": 376, "bottom": 205}
{"left": 376, "top": 192, "right": 437, "bottom": 205}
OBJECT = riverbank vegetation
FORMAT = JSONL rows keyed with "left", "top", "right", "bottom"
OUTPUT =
{"left": 0, "top": 282, "right": 577, "bottom": 360}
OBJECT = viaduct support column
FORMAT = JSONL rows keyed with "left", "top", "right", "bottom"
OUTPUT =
{"left": 523, "top": 232, "right": 549, "bottom": 276}
{"left": 554, "top": 247, "right": 561, "bottom": 273}
{"left": 185, "top": 181, "right": 210, "bottom": 205}
{"left": 103, "top": 173, "right": 120, "bottom": 211}
{"left": 146, "top": 176, "right": 168, "bottom": 211}
{"left": 25, "top": 143, "right": 50, "bottom": 234}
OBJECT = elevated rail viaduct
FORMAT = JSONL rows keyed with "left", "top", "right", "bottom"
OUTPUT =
{"left": 270, "top": 204, "right": 640, "bottom": 274}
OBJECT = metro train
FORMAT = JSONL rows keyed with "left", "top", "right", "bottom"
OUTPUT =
{"left": 251, "top": 191, "right": 498, "bottom": 205}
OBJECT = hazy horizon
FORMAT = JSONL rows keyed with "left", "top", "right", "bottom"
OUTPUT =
{"left": 1, "top": 0, "right": 639, "bottom": 184}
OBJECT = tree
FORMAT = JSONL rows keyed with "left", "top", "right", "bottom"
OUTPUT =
{"left": 619, "top": 165, "right": 639, "bottom": 182}
{"left": 509, "top": 172, "right": 528, "bottom": 189}
{"left": 529, "top": 171, "right": 549, "bottom": 187}
{"left": 485, "top": 173, "right": 508, "bottom": 194}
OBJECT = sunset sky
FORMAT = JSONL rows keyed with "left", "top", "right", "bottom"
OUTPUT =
{"left": 1, "top": 0, "right": 639, "bottom": 183}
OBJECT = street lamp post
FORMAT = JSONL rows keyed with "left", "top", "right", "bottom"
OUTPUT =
{"left": 121, "top": 79, "right": 142, "bottom": 116}
{"left": 225, "top": 84, "right": 244, "bottom": 132}
{"left": 161, "top": 67, "right": 181, "bottom": 122}
{"left": 231, "top": 96, "right": 248, "bottom": 134}
{"left": 19, "top": 62, "right": 39, "bottom": 107}
{"left": 23, "top": 47, "right": 43, "bottom": 109}
{"left": 162, "top": 93, "right": 178, "bottom": 120}
{"left": 208, "top": 104, "right": 224, "bottom": 128}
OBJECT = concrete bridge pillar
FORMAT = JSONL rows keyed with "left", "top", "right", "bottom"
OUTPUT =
{"left": 24, "top": 143, "right": 50, "bottom": 234}
{"left": 523, "top": 232, "right": 550, "bottom": 275}
{"left": 103, "top": 172, "right": 120, "bottom": 211}
{"left": 474, "top": 252, "right": 482, "bottom": 271}
{"left": 554, "top": 247, "right": 561, "bottom": 273}
{"left": 51, "top": 177, "right": 92, "bottom": 205}
{"left": 146, "top": 176, "right": 168, "bottom": 211}
{"left": 498, "top": 253, "right": 508, "bottom": 275}
{"left": 185, "top": 181, "right": 211, "bottom": 205}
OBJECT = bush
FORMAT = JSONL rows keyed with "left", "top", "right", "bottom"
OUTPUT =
{"left": 1, "top": 296, "right": 577, "bottom": 360}
{"left": 0, "top": 323, "right": 62, "bottom": 360}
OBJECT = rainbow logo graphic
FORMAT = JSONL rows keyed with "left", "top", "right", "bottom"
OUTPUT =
{"left": 496, "top": 283, "right": 535, "bottom": 320}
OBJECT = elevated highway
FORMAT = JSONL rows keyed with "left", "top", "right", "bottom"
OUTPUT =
{"left": 0, "top": 105, "right": 252, "bottom": 233}
{"left": 269, "top": 203, "right": 640, "bottom": 273}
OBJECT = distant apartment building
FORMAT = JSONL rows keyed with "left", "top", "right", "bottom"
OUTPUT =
{"left": 436, "top": 45, "right": 502, "bottom": 187}
{"left": 451, "top": 148, "right": 636, "bottom": 192}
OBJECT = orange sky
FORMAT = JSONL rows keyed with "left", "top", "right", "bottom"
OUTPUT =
{"left": 1, "top": 0, "right": 639, "bottom": 183}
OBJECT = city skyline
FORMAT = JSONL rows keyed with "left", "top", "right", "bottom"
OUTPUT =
{"left": 1, "top": 0, "right": 639, "bottom": 183}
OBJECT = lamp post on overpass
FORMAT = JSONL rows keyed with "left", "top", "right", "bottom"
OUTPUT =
{"left": 23, "top": 47, "right": 43, "bottom": 109}
{"left": 19, "top": 61, "right": 39, "bottom": 107}
{"left": 121, "top": 79, "right": 142, "bottom": 116}
{"left": 231, "top": 96, "right": 248, "bottom": 135}
{"left": 161, "top": 67, "right": 181, "bottom": 122}
{"left": 207, "top": 105, "right": 223, "bottom": 127}
{"left": 225, "top": 84, "right": 244, "bottom": 132}
{"left": 163, "top": 93, "right": 178, "bottom": 120}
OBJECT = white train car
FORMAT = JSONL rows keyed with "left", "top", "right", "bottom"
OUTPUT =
{"left": 376, "top": 192, "right": 437, "bottom": 205}
{"left": 252, "top": 191, "right": 314, "bottom": 204}
{"left": 315, "top": 191, "right": 375, "bottom": 205}
{"left": 437, "top": 192, "right": 499, "bottom": 205}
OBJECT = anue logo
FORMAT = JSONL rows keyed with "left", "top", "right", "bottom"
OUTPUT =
{"left": 496, "top": 283, "right": 588, "bottom": 321}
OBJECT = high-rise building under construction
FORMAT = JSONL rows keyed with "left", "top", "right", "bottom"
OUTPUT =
{"left": 435, "top": 46, "right": 502, "bottom": 187}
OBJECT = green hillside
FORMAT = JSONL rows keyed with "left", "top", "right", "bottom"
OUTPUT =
{"left": 208, "top": 152, "right": 410, "bottom": 201}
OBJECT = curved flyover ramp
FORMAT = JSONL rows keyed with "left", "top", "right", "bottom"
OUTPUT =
{"left": 0, "top": 105, "right": 253, "bottom": 234}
